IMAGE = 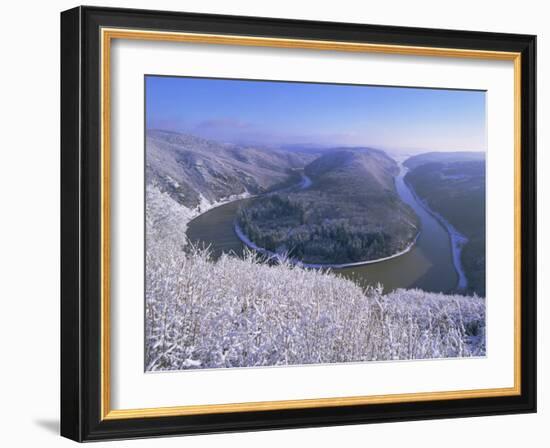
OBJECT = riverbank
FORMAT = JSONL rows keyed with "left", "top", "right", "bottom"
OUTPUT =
{"left": 181, "top": 191, "right": 252, "bottom": 242}
{"left": 234, "top": 222, "right": 419, "bottom": 268}
{"left": 404, "top": 177, "right": 469, "bottom": 290}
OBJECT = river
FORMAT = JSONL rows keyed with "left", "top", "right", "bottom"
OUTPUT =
{"left": 186, "top": 165, "right": 459, "bottom": 293}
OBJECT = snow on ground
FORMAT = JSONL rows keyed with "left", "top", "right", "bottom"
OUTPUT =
{"left": 145, "top": 244, "right": 486, "bottom": 371}
{"left": 146, "top": 183, "right": 250, "bottom": 249}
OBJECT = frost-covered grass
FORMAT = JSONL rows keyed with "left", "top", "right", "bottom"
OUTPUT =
{"left": 145, "top": 244, "right": 485, "bottom": 371}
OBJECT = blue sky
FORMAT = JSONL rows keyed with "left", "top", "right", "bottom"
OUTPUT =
{"left": 146, "top": 75, "right": 486, "bottom": 153}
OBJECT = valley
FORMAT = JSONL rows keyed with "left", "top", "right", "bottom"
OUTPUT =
{"left": 236, "top": 149, "right": 419, "bottom": 265}
{"left": 147, "top": 130, "right": 484, "bottom": 295}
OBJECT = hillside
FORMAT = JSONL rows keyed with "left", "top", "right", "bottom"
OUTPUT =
{"left": 404, "top": 152, "right": 486, "bottom": 296}
{"left": 146, "top": 242, "right": 486, "bottom": 371}
{"left": 146, "top": 130, "right": 314, "bottom": 209}
{"left": 305, "top": 147, "right": 397, "bottom": 191}
{"left": 237, "top": 149, "right": 419, "bottom": 264}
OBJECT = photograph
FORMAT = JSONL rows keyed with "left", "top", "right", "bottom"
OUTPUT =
{"left": 144, "top": 76, "right": 487, "bottom": 372}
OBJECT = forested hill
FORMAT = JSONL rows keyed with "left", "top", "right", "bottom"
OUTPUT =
{"left": 305, "top": 148, "right": 399, "bottom": 193}
{"left": 237, "top": 148, "right": 419, "bottom": 265}
{"left": 146, "top": 130, "right": 315, "bottom": 209}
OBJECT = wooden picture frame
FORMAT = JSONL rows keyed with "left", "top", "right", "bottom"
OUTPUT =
{"left": 61, "top": 5, "right": 536, "bottom": 441}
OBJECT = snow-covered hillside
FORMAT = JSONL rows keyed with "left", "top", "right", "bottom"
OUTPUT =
{"left": 146, "top": 130, "right": 314, "bottom": 209}
{"left": 145, "top": 243, "right": 485, "bottom": 371}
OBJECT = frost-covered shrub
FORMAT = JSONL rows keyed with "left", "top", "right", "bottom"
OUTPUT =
{"left": 145, "top": 244, "right": 485, "bottom": 371}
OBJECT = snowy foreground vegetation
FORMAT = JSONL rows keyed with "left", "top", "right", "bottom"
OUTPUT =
{"left": 146, "top": 245, "right": 485, "bottom": 371}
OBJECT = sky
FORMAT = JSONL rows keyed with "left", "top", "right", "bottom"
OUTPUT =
{"left": 145, "top": 75, "right": 487, "bottom": 153}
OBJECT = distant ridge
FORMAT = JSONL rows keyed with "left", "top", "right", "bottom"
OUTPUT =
{"left": 146, "top": 130, "right": 315, "bottom": 209}
{"left": 404, "top": 151, "right": 485, "bottom": 170}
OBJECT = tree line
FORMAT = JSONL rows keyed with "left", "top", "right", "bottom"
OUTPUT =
{"left": 237, "top": 194, "right": 394, "bottom": 264}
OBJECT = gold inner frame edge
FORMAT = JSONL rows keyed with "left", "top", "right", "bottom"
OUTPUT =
{"left": 100, "top": 27, "right": 522, "bottom": 421}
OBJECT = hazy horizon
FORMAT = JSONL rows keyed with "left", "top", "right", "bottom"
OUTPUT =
{"left": 146, "top": 75, "right": 487, "bottom": 154}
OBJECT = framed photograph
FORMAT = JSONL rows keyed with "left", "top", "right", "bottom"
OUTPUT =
{"left": 60, "top": 6, "right": 536, "bottom": 441}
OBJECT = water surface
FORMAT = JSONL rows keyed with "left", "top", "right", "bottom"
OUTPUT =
{"left": 186, "top": 166, "right": 458, "bottom": 293}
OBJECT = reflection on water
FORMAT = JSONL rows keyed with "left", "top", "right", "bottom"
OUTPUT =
{"left": 186, "top": 166, "right": 458, "bottom": 293}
